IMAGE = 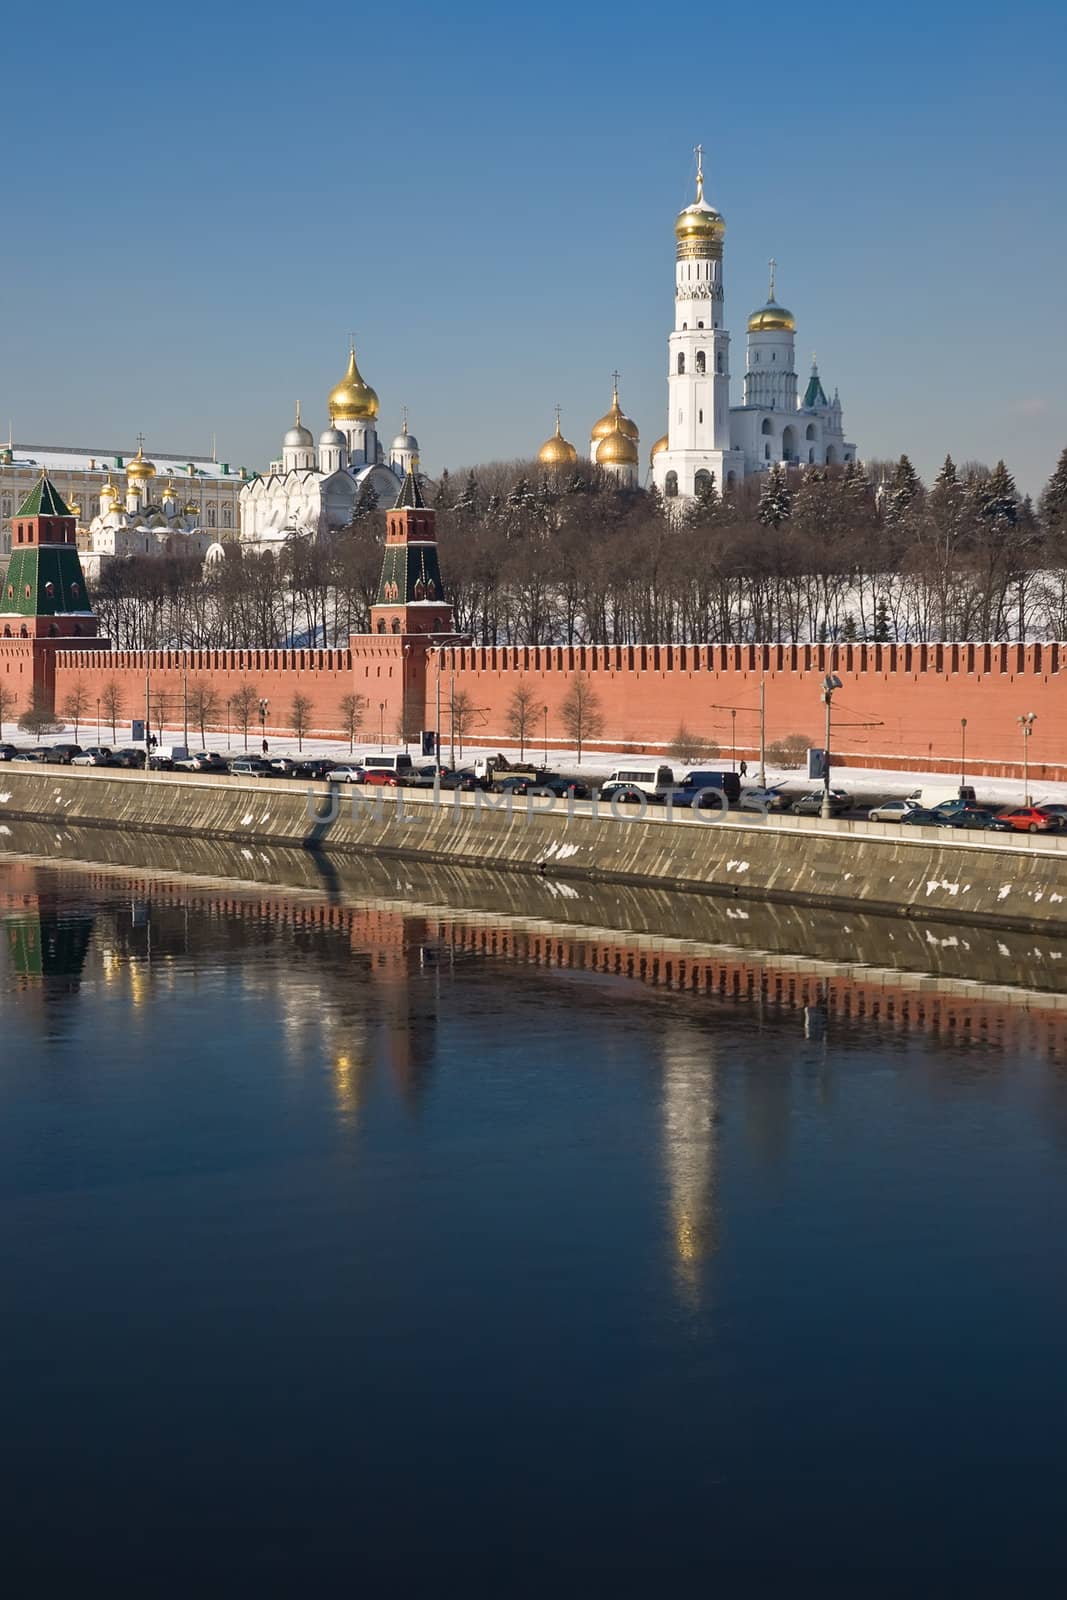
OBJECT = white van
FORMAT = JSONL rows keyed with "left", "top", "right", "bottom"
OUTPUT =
{"left": 601, "top": 764, "right": 675, "bottom": 801}
{"left": 908, "top": 784, "right": 977, "bottom": 810}
{"left": 361, "top": 753, "right": 415, "bottom": 777}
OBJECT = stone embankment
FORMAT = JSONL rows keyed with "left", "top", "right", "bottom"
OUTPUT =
{"left": 1, "top": 766, "right": 1066, "bottom": 934}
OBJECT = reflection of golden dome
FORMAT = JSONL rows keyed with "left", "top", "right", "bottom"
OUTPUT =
{"left": 591, "top": 380, "right": 639, "bottom": 444}
{"left": 126, "top": 444, "right": 156, "bottom": 480}
{"left": 747, "top": 299, "right": 796, "bottom": 334}
{"left": 596, "top": 426, "right": 638, "bottom": 467}
{"left": 328, "top": 344, "right": 379, "bottom": 421}
{"left": 650, "top": 433, "right": 669, "bottom": 464}
{"left": 538, "top": 411, "right": 578, "bottom": 467}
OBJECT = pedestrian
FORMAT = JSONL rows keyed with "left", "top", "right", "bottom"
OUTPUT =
{"left": 739, "top": 759, "right": 748, "bottom": 779}
{"left": 262, "top": 737, "right": 269, "bottom": 756}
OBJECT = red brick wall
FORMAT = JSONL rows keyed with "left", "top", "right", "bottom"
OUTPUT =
{"left": 35, "top": 636, "right": 1067, "bottom": 780}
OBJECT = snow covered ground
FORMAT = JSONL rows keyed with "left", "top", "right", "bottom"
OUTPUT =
{"left": 12, "top": 721, "right": 1066, "bottom": 807}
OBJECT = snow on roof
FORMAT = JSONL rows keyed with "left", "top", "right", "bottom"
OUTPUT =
{"left": 7, "top": 442, "right": 245, "bottom": 480}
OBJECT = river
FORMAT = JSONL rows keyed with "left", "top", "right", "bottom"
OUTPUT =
{"left": 2, "top": 840, "right": 1066, "bottom": 1590}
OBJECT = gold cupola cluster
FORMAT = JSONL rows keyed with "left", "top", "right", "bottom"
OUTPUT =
{"left": 675, "top": 145, "right": 724, "bottom": 260}
{"left": 593, "top": 377, "right": 639, "bottom": 468}
{"left": 126, "top": 441, "right": 156, "bottom": 481}
{"left": 328, "top": 342, "right": 379, "bottom": 421}
{"left": 538, "top": 408, "right": 578, "bottom": 468}
{"left": 747, "top": 258, "right": 796, "bottom": 334}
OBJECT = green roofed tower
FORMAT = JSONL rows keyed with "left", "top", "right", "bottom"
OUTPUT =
{"left": 2, "top": 471, "right": 98, "bottom": 635}
{"left": 370, "top": 467, "right": 452, "bottom": 638}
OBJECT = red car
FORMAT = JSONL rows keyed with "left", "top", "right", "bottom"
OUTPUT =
{"left": 996, "top": 805, "right": 1061, "bottom": 834}
{"left": 362, "top": 769, "right": 401, "bottom": 787}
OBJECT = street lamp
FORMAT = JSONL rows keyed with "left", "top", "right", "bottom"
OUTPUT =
{"left": 258, "top": 697, "right": 269, "bottom": 755}
{"left": 730, "top": 707, "right": 737, "bottom": 772}
{"left": 96, "top": 697, "right": 101, "bottom": 745}
{"left": 959, "top": 717, "right": 967, "bottom": 791}
{"left": 379, "top": 701, "right": 385, "bottom": 751}
{"left": 544, "top": 704, "right": 549, "bottom": 765}
{"left": 1018, "top": 711, "right": 1037, "bottom": 805}
{"left": 820, "top": 674, "right": 842, "bottom": 819}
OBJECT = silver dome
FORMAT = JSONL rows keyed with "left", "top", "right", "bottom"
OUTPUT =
{"left": 319, "top": 426, "right": 347, "bottom": 446}
{"left": 391, "top": 432, "right": 419, "bottom": 452}
{"left": 284, "top": 423, "right": 314, "bottom": 449}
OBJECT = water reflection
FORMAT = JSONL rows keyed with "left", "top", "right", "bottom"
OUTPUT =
{"left": 661, "top": 1027, "right": 721, "bottom": 1302}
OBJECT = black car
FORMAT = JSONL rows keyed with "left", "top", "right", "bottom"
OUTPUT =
{"left": 899, "top": 807, "right": 948, "bottom": 826}
{"left": 943, "top": 809, "right": 1013, "bottom": 832}
{"left": 111, "top": 748, "right": 147, "bottom": 769}
{"left": 494, "top": 773, "right": 590, "bottom": 799}
{"left": 44, "top": 743, "right": 82, "bottom": 765}
{"left": 669, "top": 769, "right": 742, "bottom": 807}
{"left": 438, "top": 768, "right": 489, "bottom": 792}
{"left": 294, "top": 758, "right": 340, "bottom": 781}
{"left": 0, "top": 743, "right": 17, "bottom": 762}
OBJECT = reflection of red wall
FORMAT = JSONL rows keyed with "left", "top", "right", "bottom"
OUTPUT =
{"left": 37, "top": 636, "right": 1067, "bottom": 779}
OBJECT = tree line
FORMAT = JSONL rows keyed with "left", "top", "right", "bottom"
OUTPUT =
{"left": 87, "top": 447, "right": 1067, "bottom": 650}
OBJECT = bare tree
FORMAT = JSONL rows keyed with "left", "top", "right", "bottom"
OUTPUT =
{"left": 289, "top": 691, "right": 313, "bottom": 751}
{"left": 18, "top": 689, "right": 62, "bottom": 741}
{"left": 188, "top": 680, "right": 220, "bottom": 749}
{"left": 668, "top": 725, "right": 719, "bottom": 764}
{"left": 558, "top": 674, "right": 604, "bottom": 764}
{"left": 100, "top": 679, "right": 125, "bottom": 744}
{"left": 504, "top": 678, "right": 540, "bottom": 762}
{"left": 338, "top": 691, "right": 366, "bottom": 753}
{"left": 0, "top": 680, "right": 16, "bottom": 739}
{"left": 61, "top": 678, "right": 90, "bottom": 742}
{"left": 451, "top": 688, "right": 475, "bottom": 759}
{"left": 766, "top": 733, "right": 815, "bottom": 769}
{"left": 230, "top": 683, "right": 260, "bottom": 752}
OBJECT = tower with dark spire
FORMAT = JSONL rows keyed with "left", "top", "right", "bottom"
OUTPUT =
{"left": 369, "top": 467, "right": 452, "bottom": 638}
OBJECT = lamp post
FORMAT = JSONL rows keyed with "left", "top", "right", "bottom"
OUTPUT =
{"left": 182, "top": 656, "right": 189, "bottom": 750}
{"left": 758, "top": 678, "right": 766, "bottom": 789}
{"left": 959, "top": 717, "right": 967, "bottom": 791}
{"left": 820, "top": 674, "right": 842, "bottom": 819}
{"left": 1018, "top": 711, "right": 1036, "bottom": 805}
{"left": 379, "top": 701, "right": 385, "bottom": 752}
{"left": 96, "top": 697, "right": 101, "bottom": 745}
{"left": 544, "top": 704, "right": 549, "bottom": 766}
{"left": 258, "top": 697, "right": 269, "bottom": 755}
{"left": 730, "top": 707, "right": 737, "bottom": 772}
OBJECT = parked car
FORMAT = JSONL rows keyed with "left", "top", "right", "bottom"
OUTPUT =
{"left": 439, "top": 768, "right": 489, "bottom": 792}
{"left": 996, "top": 805, "right": 1061, "bottom": 834}
{"left": 408, "top": 762, "right": 453, "bottom": 787}
{"left": 1036, "top": 803, "right": 1067, "bottom": 828}
{"left": 228, "top": 758, "right": 273, "bottom": 777}
{"left": 600, "top": 764, "right": 675, "bottom": 803}
{"left": 669, "top": 769, "right": 742, "bottom": 806}
{"left": 867, "top": 798, "right": 919, "bottom": 823}
{"left": 294, "top": 758, "right": 339, "bottom": 781}
{"left": 495, "top": 773, "right": 590, "bottom": 799}
{"left": 898, "top": 807, "right": 949, "bottom": 826}
{"left": 111, "top": 748, "right": 147, "bottom": 769}
{"left": 267, "top": 756, "right": 301, "bottom": 776}
{"left": 738, "top": 785, "right": 790, "bottom": 813}
{"left": 11, "top": 748, "right": 49, "bottom": 763}
{"left": 173, "top": 751, "right": 228, "bottom": 773}
{"left": 44, "top": 743, "right": 82, "bottom": 765}
{"left": 942, "top": 809, "right": 1013, "bottom": 833}
{"left": 361, "top": 753, "right": 416, "bottom": 780}
{"left": 791, "top": 789, "right": 851, "bottom": 817}
{"left": 71, "top": 747, "right": 113, "bottom": 767}
{"left": 327, "top": 763, "right": 366, "bottom": 784}
{"left": 0, "top": 743, "right": 17, "bottom": 762}
{"left": 363, "top": 768, "right": 404, "bottom": 787}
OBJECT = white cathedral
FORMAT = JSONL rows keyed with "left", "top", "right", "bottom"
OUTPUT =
{"left": 538, "top": 152, "right": 857, "bottom": 501}
{"left": 239, "top": 344, "right": 419, "bottom": 549}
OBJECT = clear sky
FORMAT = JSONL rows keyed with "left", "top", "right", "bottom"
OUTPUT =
{"left": 4, "top": 0, "right": 1065, "bottom": 494}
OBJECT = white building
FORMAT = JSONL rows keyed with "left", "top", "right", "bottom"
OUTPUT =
{"left": 240, "top": 347, "right": 420, "bottom": 550}
{"left": 0, "top": 436, "right": 245, "bottom": 558}
{"left": 651, "top": 153, "right": 856, "bottom": 502}
{"left": 79, "top": 458, "right": 217, "bottom": 581}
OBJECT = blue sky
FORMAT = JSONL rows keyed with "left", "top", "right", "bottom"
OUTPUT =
{"left": 4, "top": 0, "right": 1065, "bottom": 494}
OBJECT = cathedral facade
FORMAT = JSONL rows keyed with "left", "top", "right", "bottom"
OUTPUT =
{"left": 240, "top": 346, "right": 421, "bottom": 549}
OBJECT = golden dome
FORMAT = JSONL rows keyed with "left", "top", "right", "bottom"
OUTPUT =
{"left": 538, "top": 410, "right": 578, "bottom": 467}
{"left": 100, "top": 478, "right": 118, "bottom": 499}
{"left": 650, "top": 433, "right": 669, "bottom": 464}
{"left": 162, "top": 480, "right": 178, "bottom": 500}
{"left": 674, "top": 153, "right": 724, "bottom": 251}
{"left": 126, "top": 443, "right": 156, "bottom": 480}
{"left": 328, "top": 343, "right": 379, "bottom": 421}
{"left": 596, "top": 425, "right": 638, "bottom": 467}
{"left": 747, "top": 300, "right": 796, "bottom": 334}
{"left": 184, "top": 501, "right": 200, "bottom": 515}
{"left": 592, "top": 379, "right": 639, "bottom": 444}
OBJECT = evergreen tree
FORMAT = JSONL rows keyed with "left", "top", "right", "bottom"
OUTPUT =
{"left": 873, "top": 597, "right": 891, "bottom": 642}
{"left": 433, "top": 468, "right": 455, "bottom": 511}
{"left": 976, "top": 459, "right": 1018, "bottom": 526}
{"left": 840, "top": 612, "right": 858, "bottom": 642}
{"left": 1038, "top": 446, "right": 1067, "bottom": 540}
{"left": 454, "top": 470, "right": 479, "bottom": 517}
{"left": 758, "top": 463, "right": 792, "bottom": 527}
{"left": 885, "top": 454, "right": 923, "bottom": 525}
{"left": 685, "top": 471, "right": 719, "bottom": 525}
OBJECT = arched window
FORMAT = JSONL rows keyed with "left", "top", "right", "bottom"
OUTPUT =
{"left": 695, "top": 351, "right": 706, "bottom": 374}
{"left": 207, "top": 506, "right": 217, "bottom": 527}
{"left": 782, "top": 425, "right": 797, "bottom": 462}
{"left": 755, "top": 351, "right": 761, "bottom": 363}
{"left": 826, "top": 445, "right": 838, "bottom": 465}
{"left": 694, "top": 470, "right": 712, "bottom": 496}
{"left": 2, "top": 625, "right": 10, "bottom": 636}
{"left": 19, "top": 626, "right": 28, "bottom": 638}
{"left": 1, "top": 496, "right": 9, "bottom": 517}
{"left": 764, "top": 444, "right": 771, "bottom": 461}
{"left": 725, "top": 471, "right": 737, "bottom": 489}
{"left": 677, "top": 353, "right": 685, "bottom": 375}
{"left": 809, "top": 448, "right": 815, "bottom": 463}
{"left": 696, "top": 320, "right": 704, "bottom": 329}
{"left": 414, "top": 579, "right": 426, "bottom": 599}
{"left": 376, "top": 619, "right": 386, "bottom": 633}
{"left": 427, "top": 580, "right": 437, "bottom": 599}
{"left": 391, "top": 617, "right": 401, "bottom": 634}
{"left": 222, "top": 506, "right": 232, "bottom": 529}
{"left": 716, "top": 352, "right": 724, "bottom": 373}
{"left": 761, "top": 418, "right": 772, "bottom": 435}
{"left": 805, "top": 423, "right": 816, "bottom": 441}
{"left": 664, "top": 471, "right": 678, "bottom": 498}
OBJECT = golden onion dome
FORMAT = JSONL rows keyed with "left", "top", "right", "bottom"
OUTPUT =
{"left": 126, "top": 444, "right": 156, "bottom": 480}
{"left": 162, "top": 480, "right": 178, "bottom": 500}
{"left": 328, "top": 343, "right": 379, "bottom": 421}
{"left": 591, "top": 380, "right": 639, "bottom": 444}
{"left": 596, "top": 425, "right": 639, "bottom": 467}
{"left": 538, "top": 410, "right": 578, "bottom": 467}
{"left": 747, "top": 298, "right": 796, "bottom": 334}
{"left": 674, "top": 155, "right": 724, "bottom": 249}
{"left": 649, "top": 433, "right": 669, "bottom": 464}
{"left": 100, "top": 478, "right": 117, "bottom": 499}
{"left": 184, "top": 500, "right": 200, "bottom": 515}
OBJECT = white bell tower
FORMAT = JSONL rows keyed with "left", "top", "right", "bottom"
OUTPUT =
{"left": 653, "top": 147, "right": 744, "bottom": 505}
